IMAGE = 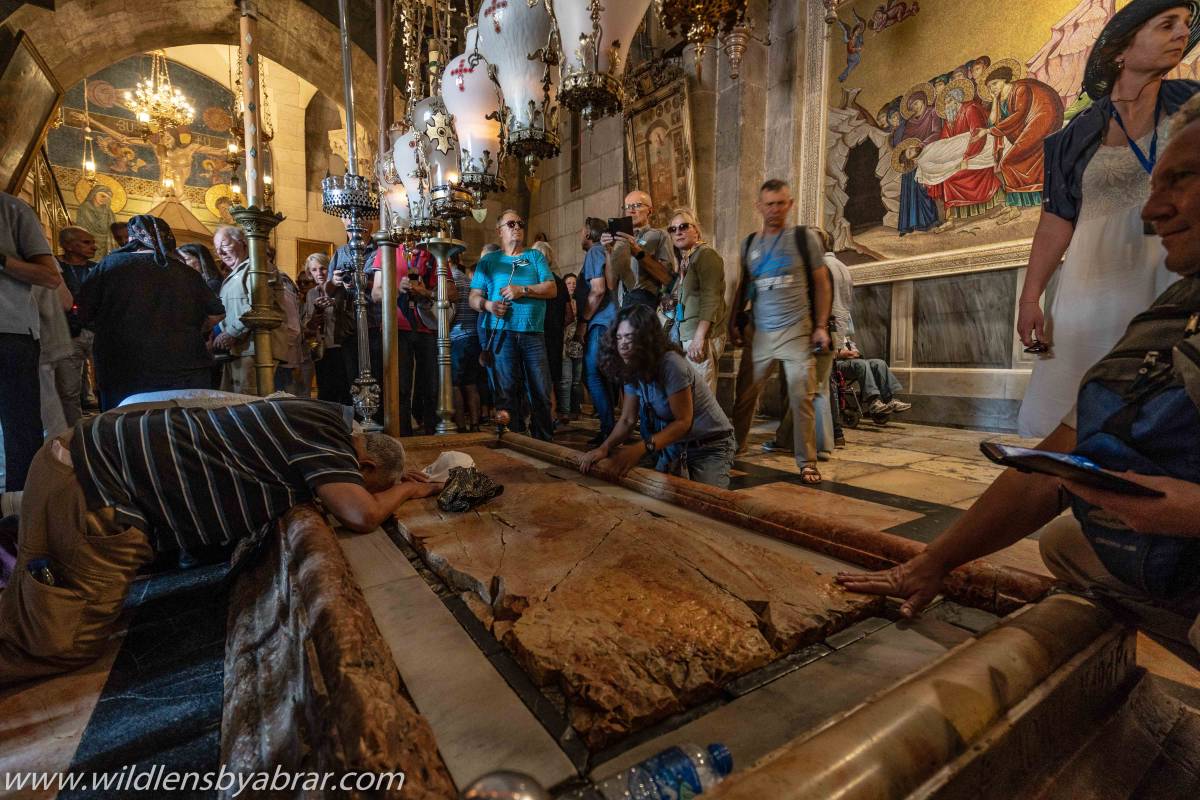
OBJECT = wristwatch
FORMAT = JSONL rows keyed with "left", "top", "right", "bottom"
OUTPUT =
{"left": 644, "top": 437, "right": 657, "bottom": 455}
{"left": 632, "top": 249, "right": 646, "bottom": 261}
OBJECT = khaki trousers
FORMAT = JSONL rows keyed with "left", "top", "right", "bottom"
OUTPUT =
{"left": 1039, "top": 514, "right": 1200, "bottom": 666}
{"left": 221, "top": 354, "right": 259, "bottom": 396}
{"left": 0, "top": 434, "right": 154, "bottom": 686}
{"left": 730, "top": 321, "right": 817, "bottom": 465}
{"left": 681, "top": 335, "right": 725, "bottom": 396}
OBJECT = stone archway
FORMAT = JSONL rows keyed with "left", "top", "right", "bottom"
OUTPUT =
{"left": 6, "top": 0, "right": 387, "bottom": 134}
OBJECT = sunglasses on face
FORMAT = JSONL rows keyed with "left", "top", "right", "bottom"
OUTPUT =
{"left": 499, "top": 219, "right": 526, "bottom": 230}
{"left": 667, "top": 222, "right": 692, "bottom": 234}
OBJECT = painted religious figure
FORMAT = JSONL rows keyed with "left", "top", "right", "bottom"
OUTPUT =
{"left": 820, "top": 0, "right": 1155, "bottom": 265}
{"left": 924, "top": 78, "right": 1001, "bottom": 224}
{"left": 974, "top": 60, "right": 1065, "bottom": 217}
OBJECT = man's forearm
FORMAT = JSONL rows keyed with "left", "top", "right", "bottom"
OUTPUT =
{"left": 640, "top": 254, "right": 670, "bottom": 285}
{"left": 4, "top": 254, "right": 61, "bottom": 288}
{"left": 584, "top": 289, "right": 604, "bottom": 321}
{"left": 524, "top": 280, "right": 557, "bottom": 299}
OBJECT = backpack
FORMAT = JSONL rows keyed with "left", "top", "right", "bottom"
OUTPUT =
{"left": 1070, "top": 276, "right": 1200, "bottom": 601}
{"left": 739, "top": 226, "right": 820, "bottom": 326}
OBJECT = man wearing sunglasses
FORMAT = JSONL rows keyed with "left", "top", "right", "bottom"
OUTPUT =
{"left": 468, "top": 209, "right": 558, "bottom": 440}
{"left": 601, "top": 191, "right": 675, "bottom": 309}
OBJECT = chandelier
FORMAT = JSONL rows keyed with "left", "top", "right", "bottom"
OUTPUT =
{"left": 123, "top": 51, "right": 195, "bottom": 134}
{"left": 557, "top": 0, "right": 653, "bottom": 124}
{"left": 657, "top": 0, "right": 745, "bottom": 62}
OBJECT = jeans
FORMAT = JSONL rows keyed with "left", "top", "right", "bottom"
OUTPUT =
{"left": 559, "top": 356, "right": 583, "bottom": 415}
{"left": 492, "top": 331, "right": 555, "bottom": 441}
{"left": 686, "top": 433, "right": 737, "bottom": 489}
{"left": 583, "top": 325, "right": 615, "bottom": 437}
{"left": 452, "top": 333, "right": 482, "bottom": 387}
{"left": 400, "top": 330, "right": 438, "bottom": 436}
{"left": 842, "top": 358, "right": 903, "bottom": 401}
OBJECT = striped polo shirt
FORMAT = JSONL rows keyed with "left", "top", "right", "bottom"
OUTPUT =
{"left": 70, "top": 398, "right": 363, "bottom": 552}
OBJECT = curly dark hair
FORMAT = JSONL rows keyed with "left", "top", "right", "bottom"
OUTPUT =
{"left": 599, "top": 304, "right": 683, "bottom": 385}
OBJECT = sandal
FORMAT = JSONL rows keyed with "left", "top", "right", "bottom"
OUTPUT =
{"left": 800, "top": 465, "right": 822, "bottom": 485}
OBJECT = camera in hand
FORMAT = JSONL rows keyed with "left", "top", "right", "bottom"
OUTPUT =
{"left": 607, "top": 216, "right": 635, "bottom": 238}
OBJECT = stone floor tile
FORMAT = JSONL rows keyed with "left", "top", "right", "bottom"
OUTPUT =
{"left": 739, "top": 482, "right": 922, "bottom": 530}
{"left": 834, "top": 445, "right": 941, "bottom": 468}
{"left": 905, "top": 456, "right": 1006, "bottom": 485}
{"left": 842, "top": 469, "right": 986, "bottom": 505}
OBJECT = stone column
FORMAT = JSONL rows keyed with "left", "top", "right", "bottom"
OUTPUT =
{"left": 236, "top": 0, "right": 284, "bottom": 395}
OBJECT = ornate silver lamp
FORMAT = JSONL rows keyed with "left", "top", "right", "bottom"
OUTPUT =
{"left": 323, "top": 0, "right": 381, "bottom": 426}
{"left": 477, "top": 0, "right": 561, "bottom": 168}
{"left": 556, "top": 0, "right": 653, "bottom": 124}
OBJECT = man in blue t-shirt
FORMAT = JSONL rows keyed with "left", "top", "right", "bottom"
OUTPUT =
{"left": 573, "top": 217, "right": 618, "bottom": 443}
{"left": 468, "top": 209, "right": 558, "bottom": 440}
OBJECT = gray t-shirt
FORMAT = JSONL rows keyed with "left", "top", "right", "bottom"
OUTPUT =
{"left": 612, "top": 226, "right": 674, "bottom": 297}
{"left": 0, "top": 192, "right": 54, "bottom": 337}
{"left": 825, "top": 252, "right": 854, "bottom": 345}
{"left": 624, "top": 351, "right": 733, "bottom": 444}
{"left": 746, "top": 227, "right": 823, "bottom": 333}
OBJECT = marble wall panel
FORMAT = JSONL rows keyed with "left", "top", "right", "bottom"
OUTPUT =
{"left": 913, "top": 270, "right": 1017, "bottom": 369}
{"left": 851, "top": 283, "right": 892, "bottom": 361}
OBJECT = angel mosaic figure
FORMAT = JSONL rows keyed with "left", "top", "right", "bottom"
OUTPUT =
{"left": 836, "top": 10, "right": 868, "bottom": 83}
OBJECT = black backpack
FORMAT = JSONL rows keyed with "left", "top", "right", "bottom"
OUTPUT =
{"left": 739, "top": 226, "right": 820, "bottom": 325}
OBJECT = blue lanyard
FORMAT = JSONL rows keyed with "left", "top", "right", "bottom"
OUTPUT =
{"left": 751, "top": 232, "right": 785, "bottom": 278}
{"left": 1109, "top": 94, "right": 1163, "bottom": 176}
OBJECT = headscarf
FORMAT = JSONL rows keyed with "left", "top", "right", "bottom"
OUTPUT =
{"left": 124, "top": 214, "right": 179, "bottom": 267}
{"left": 1083, "top": 0, "right": 1200, "bottom": 99}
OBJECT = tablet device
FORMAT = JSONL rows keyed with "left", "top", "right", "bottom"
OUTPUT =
{"left": 607, "top": 216, "right": 634, "bottom": 238}
{"left": 979, "top": 442, "right": 1165, "bottom": 497}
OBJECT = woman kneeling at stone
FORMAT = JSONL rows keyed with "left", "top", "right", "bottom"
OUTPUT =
{"left": 579, "top": 304, "right": 736, "bottom": 488}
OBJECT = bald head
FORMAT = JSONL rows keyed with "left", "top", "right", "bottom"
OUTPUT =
{"left": 623, "top": 191, "right": 652, "bottom": 227}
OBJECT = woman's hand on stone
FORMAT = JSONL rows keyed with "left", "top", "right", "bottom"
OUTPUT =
{"left": 578, "top": 447, "right": 609, "bottom": 474}
{"left": 835, "top": 551, "right": 948, "bottom": 618}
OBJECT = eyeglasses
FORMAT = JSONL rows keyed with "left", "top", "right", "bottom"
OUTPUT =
{"left": 499, "top": 219, "right": 526, "bottom": 230}
{"left": 667, "top": 222, "right": 692, "bottom": 234}
{"left": 623, "top": 202, "right": 647, "bottom": 211}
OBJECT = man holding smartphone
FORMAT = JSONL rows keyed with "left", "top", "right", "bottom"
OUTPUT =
{"left": 839, "top": 99, "right": 1200, "bottom": 666}
{"left": 601, "top": 190, "right": 675, "bottom": 309}
{"left": 468, "top": 209, "right": 558, "bottom": 440}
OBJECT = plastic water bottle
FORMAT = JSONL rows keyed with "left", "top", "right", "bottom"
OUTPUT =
{"left": 581, "top": 742, "right": 733, "bottom": 800}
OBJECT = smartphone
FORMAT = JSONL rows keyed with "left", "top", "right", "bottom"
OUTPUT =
{"left": 607, "top": 216, "right": 635, "bottom": 238}
{"left": 979, "top": 442, "right": 1165, "bottom": 497}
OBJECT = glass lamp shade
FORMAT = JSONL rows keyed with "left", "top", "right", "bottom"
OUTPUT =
{"left": 555, "top": 0, "right": 652, "bottom": 122}
{"left": 413, "top": 93, "right": 471, "bottom": 220}
{"left": 477, "top": 0, "right": 560, "bottom": 161}
{"left": 442, "top": 25, "right": 506, "bottom": 196}
{"left": 391, "top": 127, "right": 443, "bottom": 236}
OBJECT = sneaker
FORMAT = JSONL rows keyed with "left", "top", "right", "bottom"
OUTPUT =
{"left": 887, "top": 399, "right": 912, "bottom": 413}
{"left": 761, "top": 441, "right": 793, "bottom": 454}
{"left": 817, "top": 450, "right": 832, "bottom": 462}
{"left": 834, "top": 435, "right": 846, "bottom": 448}
{"left": 866, "top": 398, "right": 889, "bottom": 415}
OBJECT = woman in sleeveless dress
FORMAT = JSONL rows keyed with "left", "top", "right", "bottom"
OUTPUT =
{"left": 1017, "top": 0, "right": 1200, "bottom": 437}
